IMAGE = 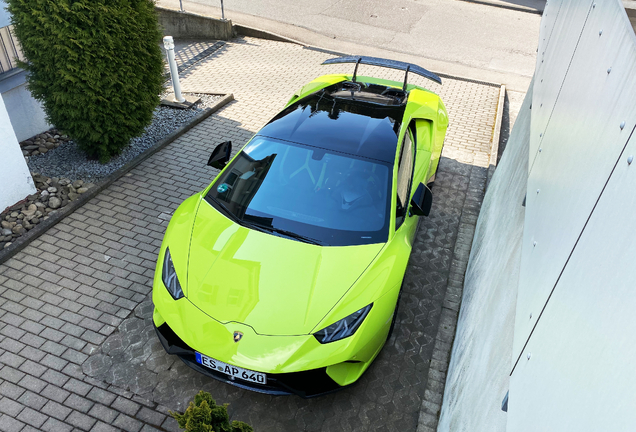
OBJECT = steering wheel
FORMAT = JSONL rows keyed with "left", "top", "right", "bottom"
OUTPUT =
{"left": 333, "top": 169, "right": 382, "bottom": 211}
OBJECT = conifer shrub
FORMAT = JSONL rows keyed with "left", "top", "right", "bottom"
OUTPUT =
{"left": 171, "top": 391, "right": 254, "bottom": 432}
{"left": 7, "top": 0, "right": 165, "bottom": 162}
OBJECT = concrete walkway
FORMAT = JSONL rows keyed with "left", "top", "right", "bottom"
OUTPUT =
{"left": 0, "top": 37, "right": 499, "bottom": 431}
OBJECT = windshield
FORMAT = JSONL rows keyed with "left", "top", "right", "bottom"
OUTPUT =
{"left": 204, "top": 136, "right": 391, "bottom": 246}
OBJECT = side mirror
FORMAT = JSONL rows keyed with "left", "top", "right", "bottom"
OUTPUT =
{"left": 207, "top": 141, "right": 232, "bottom": 169}
{"left": 410, "top": 183, "right": 433, "bottom": 217}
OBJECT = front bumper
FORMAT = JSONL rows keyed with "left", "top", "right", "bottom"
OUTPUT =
{"left": 154, "top": 321, "right": 346, "bottom": 397}
{"left": 152, "top": 245, "right": 397, "bottom": 397}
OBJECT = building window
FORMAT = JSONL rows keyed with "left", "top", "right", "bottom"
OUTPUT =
{"left": 0, "top": 25, "right": 24, "bottom": 74}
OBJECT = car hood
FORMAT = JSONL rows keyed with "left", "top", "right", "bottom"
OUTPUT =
{"left": 185, "top": 200, "right": 384, "bottom": 336}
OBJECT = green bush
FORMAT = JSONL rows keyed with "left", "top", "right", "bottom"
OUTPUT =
{"left": 171, "top": 391, "right": 254, "bottom": 432}
{"left": 7, "top": 0, "right": 164, "bottom": 162}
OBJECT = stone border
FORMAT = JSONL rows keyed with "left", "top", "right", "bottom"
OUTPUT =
{"left": 416, "top": 84, "right": 507, "bottom": 432}
{"left": 0, "top": 93, "right": 234, "bottom": 266}
{"left": 487, "top": 85, "right": 507, "bottom": 188}
{"left": 234, "top": 23, "right": 304, "bottom": 45}
{"left": 456, "top": 0, "right": 543, "bottom": 14}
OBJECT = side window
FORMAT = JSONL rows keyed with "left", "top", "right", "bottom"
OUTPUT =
{"left": 396, "top": 128, "right": 415, "bottom": 229}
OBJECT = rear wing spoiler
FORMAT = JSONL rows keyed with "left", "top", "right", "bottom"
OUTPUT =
{"left": 322, "top": 56, "right": 442, "bottom": 89}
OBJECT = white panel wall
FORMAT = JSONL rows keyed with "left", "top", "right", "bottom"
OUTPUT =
{"left": 529, "top": 0, "right": 594, "bottom": 162}
{"left": 440, "top": 2, "right": 636, "bottom": 431}
{"left": 508, "top": 122, "right": 636, "bottom": 432}
{"left": 0, "top": 92, "right": 36, "bottom": 212}
{"left": 512, "top": 0, "right": 636, "bottom": 364}
{"left": 507, "top": 0, "right": 636, "bottom": 430}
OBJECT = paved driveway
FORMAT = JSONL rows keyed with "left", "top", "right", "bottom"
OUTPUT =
{"left": 0, "top": 38, "right": 499, "bottom": 431}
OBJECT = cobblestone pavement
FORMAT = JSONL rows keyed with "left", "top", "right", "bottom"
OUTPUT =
{"left": 0, "top": 38, "right": 499, "bottom": 431}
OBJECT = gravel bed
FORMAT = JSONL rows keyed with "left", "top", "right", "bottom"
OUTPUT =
{"left": 1, "top": 175, "right": 95, "bottom": 250}
{"left": 27, "top": 93, "right": 223, "bottom": 182}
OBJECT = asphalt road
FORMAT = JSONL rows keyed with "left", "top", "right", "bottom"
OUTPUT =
{"left": 159, "top": 0, "right": 542, "bottom": 92}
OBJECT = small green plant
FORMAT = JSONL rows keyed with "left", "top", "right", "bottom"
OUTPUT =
{"left": 7, "top": 0, "right": 165, "bottom": 162}
{"left": 171, "top": 391, "right": 254, "bottom": 432}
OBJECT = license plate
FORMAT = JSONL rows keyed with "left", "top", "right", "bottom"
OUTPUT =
{"left": 195, "top": 352, "right": 267, "bottom": 385}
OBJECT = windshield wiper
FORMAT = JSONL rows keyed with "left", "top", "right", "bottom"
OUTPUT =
{"left": 245, "top": 221, "right": 321, "bottom": 245}
{"left": 265, "top": 226, "right": 322, "bottom": 245}
{"left": 241, "top": 213, "right": 321, "bottom": 245}
{"left": 206, "top": 196, "right": 321, "bottom": 245}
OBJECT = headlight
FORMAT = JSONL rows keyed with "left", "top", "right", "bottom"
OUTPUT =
{"left": 162, "top": 248, "right": 184, "bottom": 299}
{"left": 314, "top": 304, "right": 372, "bottom": 344}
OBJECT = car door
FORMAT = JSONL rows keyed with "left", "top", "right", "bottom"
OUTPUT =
{"left": 395, "top": 126, "right": 419, "bottom": 247}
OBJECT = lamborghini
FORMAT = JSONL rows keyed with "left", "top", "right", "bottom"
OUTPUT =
{"left": 152, "top": 56, "right": 449, "bottom": 397}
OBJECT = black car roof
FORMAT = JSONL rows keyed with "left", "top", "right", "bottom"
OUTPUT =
{"left": 257, "top": 89, "right": 406, "bottom": 164}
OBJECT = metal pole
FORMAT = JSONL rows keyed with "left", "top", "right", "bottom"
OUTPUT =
{"left": 179, "top": 0, "right": 183, "bottom": 12}
{"left": 162, "top": 36, "right": 185, "bottom": 103}
{"left": 220, "top": 0, "right": 225, "bottom": 20}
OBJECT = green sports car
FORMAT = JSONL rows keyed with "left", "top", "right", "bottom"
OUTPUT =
{"left": 152, "top": 56, "right": 449, "bottom": 397}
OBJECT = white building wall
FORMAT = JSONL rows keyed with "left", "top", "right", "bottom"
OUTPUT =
{"left": 2, "top": 80, "right": 50, "bottom": 141}
{"left": 439, "top": 1, "right": 636, "bottom": 431}
{"left": 512, "top": 0, "right": 636, "bottom": 364}
{"left": 0, "top": 92, "right": 36, "bottom": 212}
{"left": 0, "top": 0, "right": 10, "bottom": 28}
{"left": 0, "top": 0, "right": 51, "bottom": 141}
{"left": 509, "top": 0, "right": 636, "bottom": 429}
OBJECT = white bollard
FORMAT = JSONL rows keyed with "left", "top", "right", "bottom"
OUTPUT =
{"left": 162, "top": 36, "right": 185, "bottom": 103}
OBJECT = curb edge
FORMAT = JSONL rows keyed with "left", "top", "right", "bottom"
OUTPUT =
{"left": 487, "top": 84, "right": 506, "bottom": 188}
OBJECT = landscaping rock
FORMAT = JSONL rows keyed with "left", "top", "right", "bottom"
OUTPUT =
{"left": 12, "top": 225, "right": 25, "bottom": 235}
{"left": 22, "top": 204, "right": 37, "bottom": 217}
{"left": 1, "top": 228, "right": 11, "bottom": 236}
{"left": 48, "top": 197, "right": 62, "bottom": 209}
{"left": 19, "top": 128, "right": 69, "bottom": 158}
